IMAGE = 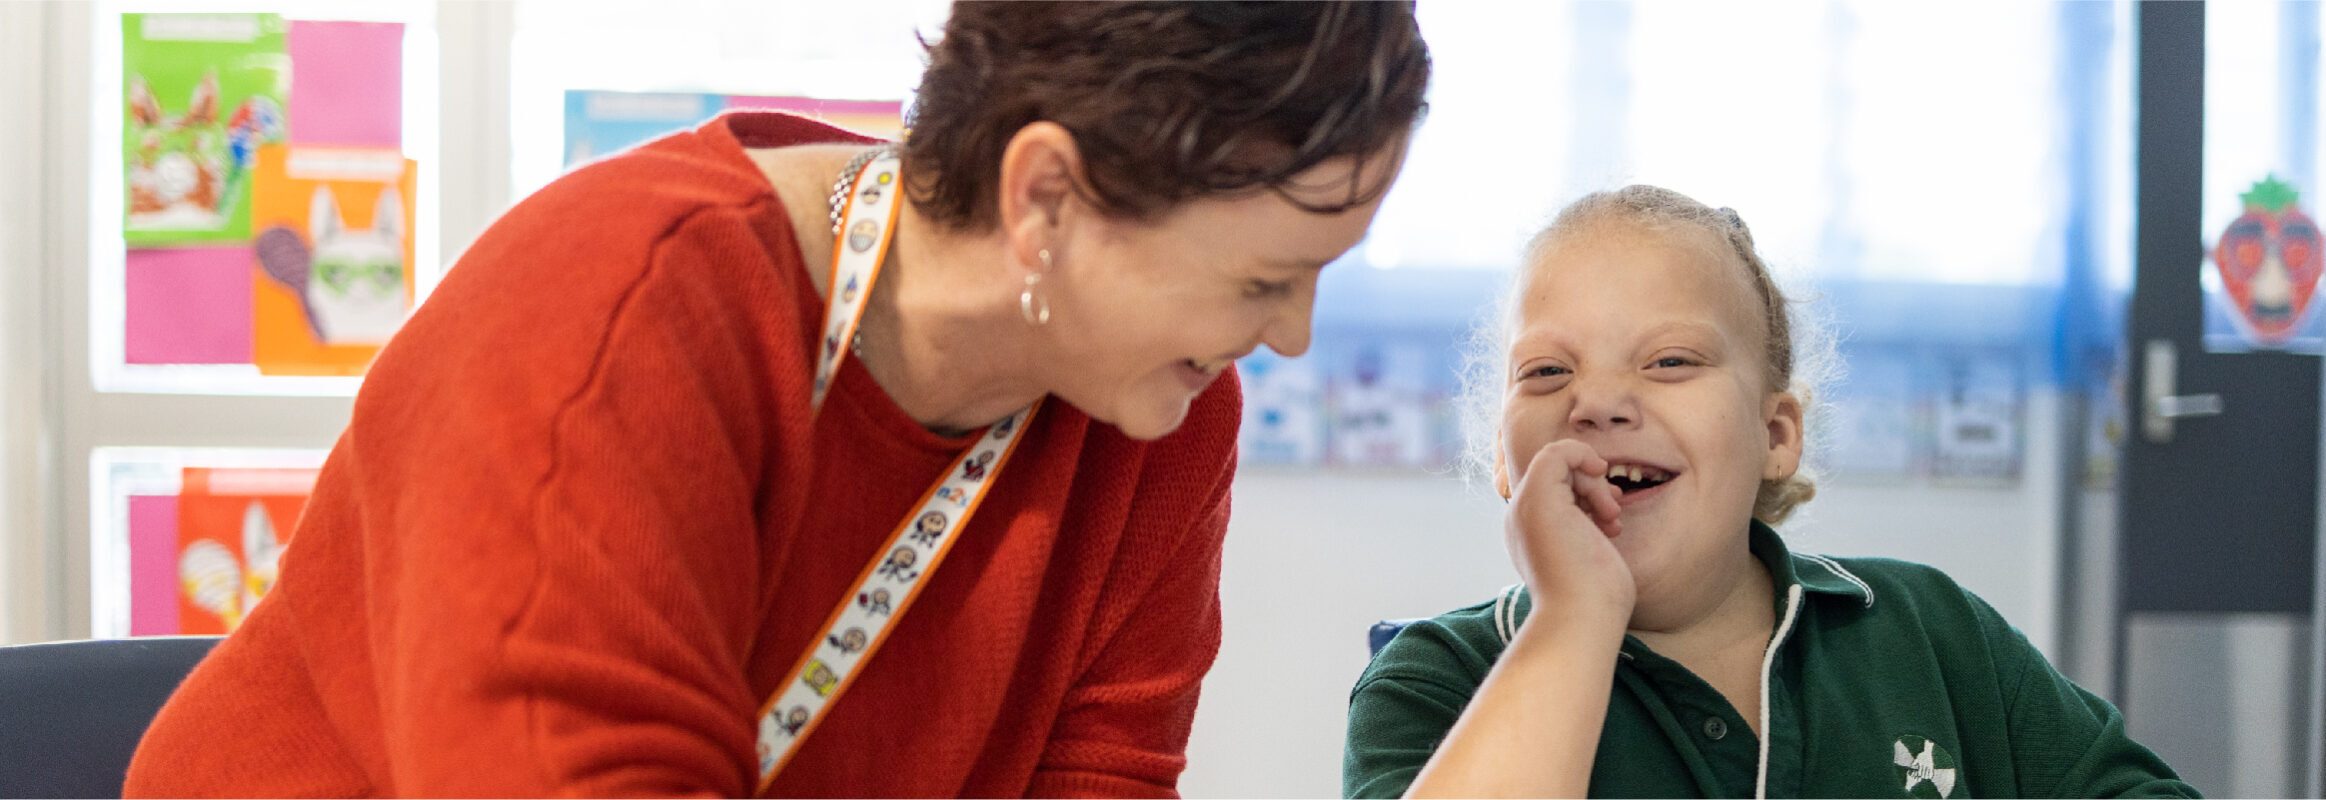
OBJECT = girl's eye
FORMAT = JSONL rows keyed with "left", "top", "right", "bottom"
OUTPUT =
{"left": 1652, "top": 356, "right": 1694, "bottom": 369}
{"left": 1521, "top": 364, "right": 1569, "bottom": 379}
{"left": 1244, "top": 279, "right": 1293, "bottom": 299}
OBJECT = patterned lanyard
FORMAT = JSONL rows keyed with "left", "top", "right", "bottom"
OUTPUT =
{"left": 755, "top": 153, "right": 1043, "bottom": 790}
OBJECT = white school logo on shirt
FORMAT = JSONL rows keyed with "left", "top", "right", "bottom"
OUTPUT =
{"left": 1892, "top": 735, "right": 1960, "bottom": 798}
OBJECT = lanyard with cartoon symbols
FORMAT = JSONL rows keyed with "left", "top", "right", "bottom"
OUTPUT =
{"left": 755, "top": 151, "right": 1044, "bottom": 789}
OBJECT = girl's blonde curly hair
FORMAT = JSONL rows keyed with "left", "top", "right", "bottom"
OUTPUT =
{"left": 1459, "top": 185, "right": 1837, "bottom": 525}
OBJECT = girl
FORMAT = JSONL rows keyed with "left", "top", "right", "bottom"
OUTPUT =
{"left": 1343, "top": 186, "right": 2194, "bottom": 798}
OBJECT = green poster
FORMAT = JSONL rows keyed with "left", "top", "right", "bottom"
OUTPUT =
{"left": 123, "top": 13, "right": 288, "bottom": 246}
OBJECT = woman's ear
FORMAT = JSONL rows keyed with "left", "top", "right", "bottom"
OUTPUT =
{"left": 1762, "top": 390, "right": 1805, "bottom": 481}
{"left": 996, "top": 122, "right": 1084, "bottom": 272}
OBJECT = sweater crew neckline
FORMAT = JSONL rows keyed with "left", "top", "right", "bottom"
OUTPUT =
{"left": 694, "top": 110, "right": 1002, "bottom": 455}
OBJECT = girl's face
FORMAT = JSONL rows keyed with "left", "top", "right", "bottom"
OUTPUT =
{"left": 1495, "top": 220, "right": 1803, "bottom": 628}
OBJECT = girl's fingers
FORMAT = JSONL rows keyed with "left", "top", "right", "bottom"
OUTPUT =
{"left": 1517, "top": 439, "right": 1626, "bottom": 537}
{"left": 1579, "top": 452, "right": 1609, "bottom": 480}
{"left": 1585, "top": 480, "right": 1623, "bottom": 536}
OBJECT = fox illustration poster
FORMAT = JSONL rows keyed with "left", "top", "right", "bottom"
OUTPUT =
{"left": 123, "top": 13, "right": 287, "bottom": 245}
{"left": 250, "top": 144, "right": 417, "bottom": 376}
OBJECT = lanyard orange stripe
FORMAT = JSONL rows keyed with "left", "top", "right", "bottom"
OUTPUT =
{"left": 754, "top": 153, "right": 1041, "bottom": 792}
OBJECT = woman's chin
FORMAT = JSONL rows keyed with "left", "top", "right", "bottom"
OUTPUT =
{"left": 1097, "top": 389, "right": 1195, "bottom": 442}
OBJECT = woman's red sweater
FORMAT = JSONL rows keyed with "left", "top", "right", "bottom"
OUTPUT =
{"left": 126, "top": 112, "right": 1239, "bottom": 798}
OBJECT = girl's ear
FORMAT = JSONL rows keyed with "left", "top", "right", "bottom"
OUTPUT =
{"left": 1762, "top": 390, "right": 1805, "bottom": 481}
{"left": 1492, "top": 433, "right": 1512, "bottom": 500}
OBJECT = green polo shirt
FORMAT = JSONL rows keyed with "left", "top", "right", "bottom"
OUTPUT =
{"left": 1344, "top": 522, "right": 2198, "bottom": 798}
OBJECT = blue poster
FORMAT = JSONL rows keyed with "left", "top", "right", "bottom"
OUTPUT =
{"left": 1236, "top": 352, "right": 1325, "bottom": 466}
{"left": 563, "top": 91, "right": 719, "bottom": 168}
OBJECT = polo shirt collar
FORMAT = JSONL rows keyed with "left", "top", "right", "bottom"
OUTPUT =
{"left": 1750, "top": 519, "right": 1876, "bottom": 609}
{"left": 1495, "top": 520, "right": 1877, "bottom": 644}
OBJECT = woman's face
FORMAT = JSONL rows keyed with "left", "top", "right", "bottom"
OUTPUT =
{"left": 1040, "top": 145, "right": 1406, "bottom": 440}
{"left": 1495, "top": 221, "right": 1803, "bottom": 626}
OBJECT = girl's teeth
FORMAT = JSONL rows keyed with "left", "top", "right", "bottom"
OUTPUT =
{"left": 1611, "top": 465, "right": 1668, "bottom": 482}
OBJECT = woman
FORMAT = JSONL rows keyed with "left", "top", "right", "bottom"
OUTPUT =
{"left": 126, "top": 3, "right": 1430, "bottom": 796}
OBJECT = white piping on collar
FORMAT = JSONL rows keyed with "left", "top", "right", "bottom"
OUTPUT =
{"left": 1495, "top": 583, "right": 1642, "bottom": 660}
{"left": 1800, "top": 552, "right": 1877, "bottom": 607}
{"left": 1755, "top": 583, "right": 1805, "bottom": 800}
{"left": 1493, "top": 583, "right": 1521, "bottom": 644}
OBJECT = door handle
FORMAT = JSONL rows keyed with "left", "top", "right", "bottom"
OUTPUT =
{"left": 2143, "top": 339, "right": 2224, "bottom": 443}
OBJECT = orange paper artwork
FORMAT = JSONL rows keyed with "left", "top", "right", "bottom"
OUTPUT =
{"left": 250, "top": 144, "right": 417, "bottom": 375}
{"left": 175, "top": 467, "right": 316, "bottom": 633}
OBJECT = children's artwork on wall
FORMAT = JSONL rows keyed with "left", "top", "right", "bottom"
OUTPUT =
{"left": 113, "top": 17, "right": 420, "bottom": 383}
{"left": 2204, "top": 174, "right": 2326, "bottom": 354}
{"left": 1237, "top": 352, "right": 1326, "bottom": 466}
{"left": 249, "top": 145, "right": 417, "bottom": 376}
{"left": 1929, "top": 351, "right": 2025, "bottom": 483}
{"left": 127, "top": 495, "right": 181, "bottom": 636}
{"left": 2081, "top": 365, "right": 2128, "bottom": 491}
{"left": 123, "top": 13, "right": 288, "bottom": 246}
{"left": 564, "top": 91, "right": 720, "bottom": 167}
{"left": 723, "top": 95, "right": 905, "bottom": 139}
{"left": 1324, "top": 339, "right": 1447, "bottom": 469}
{"left": 287, "top": 20, "right": 403, "bottom": 149}
{"left": 564, "top": 91, "right": 906, "bottom": 168}
{"left": 1826, "top": 346, "right": 1922, "bottom": 481}
{"left": 124, "top": 246, "right": 254, "bottom": 365}
{"left": 173, "top": 468, "right": 316, "bottom": 634}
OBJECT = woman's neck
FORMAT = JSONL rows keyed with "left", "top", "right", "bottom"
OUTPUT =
{"left": 850, "top": 201, "right": 1051, "bottom": 435}
{"left": 750, "top": 143, "right": 1049, "bottom": 436}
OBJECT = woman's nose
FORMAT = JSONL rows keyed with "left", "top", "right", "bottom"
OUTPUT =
{"left": 1262, "top": 290, "right": 1316, "bottom": 358}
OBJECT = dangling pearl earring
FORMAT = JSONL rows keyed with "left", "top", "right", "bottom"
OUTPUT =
{"left": 1021, "top": 249, "right": 1054, "bottom": 326}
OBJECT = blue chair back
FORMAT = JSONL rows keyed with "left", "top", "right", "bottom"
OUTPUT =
{"left": 0, "top": 636, "right": 222, "bottom": 799}
{"left": 1368, "top": 619, "right": 1418, "bottom": 657}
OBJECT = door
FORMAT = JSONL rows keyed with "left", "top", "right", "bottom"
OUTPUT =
{"left": 2118, "top": 2, "right": 2325, "bottom": 796}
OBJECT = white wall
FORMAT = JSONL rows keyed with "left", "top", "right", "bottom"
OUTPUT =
{"left": 0, "top": 0, "right": 55, "bottom": 647}
{"left": 1180, "top": 393, "right": 2065, "bottom": 798}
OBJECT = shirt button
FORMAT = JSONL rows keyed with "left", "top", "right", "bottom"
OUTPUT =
{"left": 1703, "top": 717, "right": 1729, "bottom": 740}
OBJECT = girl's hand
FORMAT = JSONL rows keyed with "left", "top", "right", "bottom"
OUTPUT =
{"left": 1400, "top": 439, "right": 1636, "bottom": 798}
{"left": 1504, "top": 439, "right": 1635, "bottom": 633}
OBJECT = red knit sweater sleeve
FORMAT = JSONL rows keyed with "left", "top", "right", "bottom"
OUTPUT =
{"left": 1026, "top": 374, "right": 1242, "bottom": 798}
{"left": 350, "top": 189, "right": 793, "bottom": 796}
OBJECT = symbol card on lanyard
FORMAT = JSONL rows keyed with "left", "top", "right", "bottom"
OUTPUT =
{"left": 756, "top": 153, "right": 1043, "bottom": 791}
{"left": 811, "top": 154, "right": 903, "bottom": 411}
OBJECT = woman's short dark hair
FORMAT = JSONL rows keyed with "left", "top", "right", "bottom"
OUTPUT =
{"left": 903, "top": 1, "right": 1432, "bottom": 231}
